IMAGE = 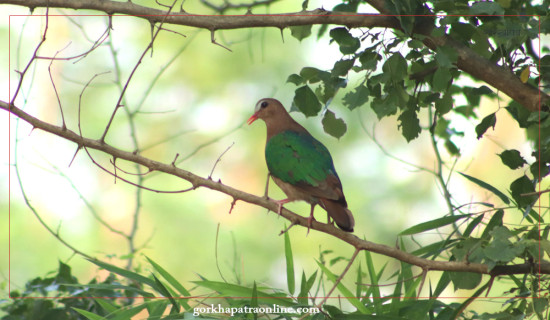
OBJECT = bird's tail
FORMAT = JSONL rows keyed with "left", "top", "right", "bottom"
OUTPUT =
{"left": 320, "top": 199, "right": 355, "bottom": 232}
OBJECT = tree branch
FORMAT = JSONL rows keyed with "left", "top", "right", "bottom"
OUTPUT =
{"left": 4, "top": 0, "right": 546, "bottom": 111}
{"left": 3, "top": 99, "right": 550, "bottom": 277}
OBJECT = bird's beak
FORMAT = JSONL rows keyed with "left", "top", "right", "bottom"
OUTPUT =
{"left": 247, "top": 112, "right": 259, "bottom": 125}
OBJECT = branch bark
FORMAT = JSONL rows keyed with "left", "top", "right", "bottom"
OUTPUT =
{"left": 3, "top": 0, "right": 546, "bottom": 112}
{"left": 3, "top": 99, "right": 550, "bottom": 277}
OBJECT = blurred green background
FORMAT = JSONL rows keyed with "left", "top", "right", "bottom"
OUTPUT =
{"left": 0, "top": 0, "right": 538, "bottom": 312}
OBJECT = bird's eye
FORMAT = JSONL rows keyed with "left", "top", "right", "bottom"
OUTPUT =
{"left": 261, "top": 101, "right": 268, "bottom": 108}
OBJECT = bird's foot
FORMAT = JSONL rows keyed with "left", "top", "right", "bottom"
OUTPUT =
{"left": 274, "top": 199, "right": 291, "bottom": 216}
{"left": 306, "top": 215, "right": 317, "bottom": 235}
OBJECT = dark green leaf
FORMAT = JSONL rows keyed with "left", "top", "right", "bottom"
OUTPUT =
{"left": 435, "top": 91, "right": 453, "bottom": 115}
{"left": 286, "top": 74, "right": 304, "bottom": 86}
{"left": 432, "top": 67, "right": 452, "bottom": 91}
{"left": 458, "top": 172, "right": 510, "bottom": 204}
{"left": 398, "top": 108, "right": 421, "bottom": 142}
{"left": 435, "top": 46, "right": 459, "bottom": 68}
{"left": 510, "top": 175, "right": 537, "bottom": 208}
{"left": 284, "top": 228, "right": 295, "bottom": 295}
{"left": 359, "top": 50, "right": 380, "bottom": 70}
{"left": 331, "top": 59, "right": 355, "bottom": 76}
{"left": 382, "top": 53, "right": 408, "bottom": 81}
{"left": 343, "top": 85, "right": 369, "bottom": 110}
{"left": 290, "top": 25, "right": 312, "bottom": 41}
{"left": 316, "top": 260, "right": 368, "bottom": 313}
{"left": 481, "top": 209, "right": 504, "bottom": 239}
{"left": 499, "top": 149, "right": 527, "bottom": 169}
{"left": 322, "top": 110, "right": 347, "bottom": 138}
{"left": 364, "top": 251, "right": 382, "bottom": 314}
{"left": 444, "top": 139, "right": 460, "bottom": 155}
{"left": 292, "top": 85, "right": 321, "bottom": 117}
{"left": 329, "top": 27, "right": 360, "bottom": 54}
{"left": 251, "top": 281, "right": 258, "bottom": 308}
{"left": 299, "top": 67, "right": 327, "bottom": 83}
{"left": 475, "top": 112, "right": 496, "bottom": 139}
{"left": 399, "top": 214, "right": 470, "bottom": 235}
{"left": 86, "top": 259, "right": 158, "bottom": 290}
{"left": 449, "top": 272, "right": 482, "bottom": 290}
{"left": 463, "top": 215, "right": 484, "bottom": 237}
{"left": 469, "top": 1, "right": 505, "bottom": 15}
{"left": 371, "top": 95, "right": 398, "bottom": 119}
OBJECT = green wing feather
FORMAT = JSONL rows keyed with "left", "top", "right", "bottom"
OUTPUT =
{"left": 265, "top": 130, "right": 337, "bottom": 188}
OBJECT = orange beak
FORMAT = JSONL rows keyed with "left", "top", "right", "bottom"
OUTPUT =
{"left": 247, "top": 112, "right": 259, "bottom": 125}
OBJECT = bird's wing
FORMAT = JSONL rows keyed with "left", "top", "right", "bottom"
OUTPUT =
{"left": 266, "top": 130, "right": 342, "bottom": 200}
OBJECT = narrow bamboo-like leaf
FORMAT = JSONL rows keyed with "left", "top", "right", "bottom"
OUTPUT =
{"left": 72, "top": 308, "right": 107, "bottom": 320}
{"left": 146, "top": 256, "right": 191, "bottom": 309}
{"left": 251, "top": 281, "right": 258, "bottom": 308}
{"left": 463, "top": 215, "right": 484, "bottom": 237}
{"left": 449, "top": 281, "right": 489, "bottom": 319}
{"left": 110, "top": 303, "right": 149, "bottom": 320}
{"left": 315, "top": 260, "right": 368, "bottom": 313}
{"left": 298, "top": 271, "right": 308, "bottom": 305}
{"left": 458, "top": 172, "right": 510, "bottom": 204}
{"left": 94, "top": 298, "right": 118, "bottom": 314}
{"left": 86, "top": 258, "right": 158, "bottom": 290}
{"left": 364, "top": 251, "right": 381, "bottom": 314}
{"left": 193, "top": 280, "right": 295, "bottom": 306}
{"left": 399, "top": 214, "right": 470, "bottom": 236}
{"left": 284, "top": 229, "right": 295, "bottom": 295}
{"left": 481, "top": 209, "right": 504, "bottom": 239}
{"left": 151, "top": 273, "right": 180, "bottom": 314}
{"left": 355, "top": 263, "right": 362, "bottom": 299}
{"left": 146, "top": 300, "right": 169, "bottom": 319}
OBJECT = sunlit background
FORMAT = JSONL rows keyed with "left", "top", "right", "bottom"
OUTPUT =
{"left": 1, "top": 0, "right": 545, "bottom": 314}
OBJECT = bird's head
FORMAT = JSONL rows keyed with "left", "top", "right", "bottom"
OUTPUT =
{"left": 247, "top": 98, "right": 286, "bottom": 125}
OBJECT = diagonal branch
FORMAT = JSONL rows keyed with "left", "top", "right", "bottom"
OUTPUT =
{"left": 3, "top": 99, "right": 550, "bottom": 277}
{"left": 4, "top": 0, "right": 546, "bottom": 111}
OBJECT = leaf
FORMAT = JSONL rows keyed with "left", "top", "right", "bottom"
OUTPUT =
{"left": 146, "top": 256, "right": 192, "bottom": 299}
{"left": 449, "top": 272, "right": 482, "bottom": 290}
{"left": 398, "top": 108, "right": 421, "bottom": 142}
{"left": 343, "top": 85, "right": 369, "bottom": 110}
{"left": 435, "top": 46, "right": 459, "bottom": 68}
{"left": 475, "top": 112, "right": 496, "bottom": 139}
{"left": 520, "top": 66, "right": 530, "bottom": 83}
{"left": 463, "top": 215, "right": 484, "bottom": 237}
{"left": 284, "top": 228, "right": 295, "bottom": 295}
{"left": 399, "top": 214, "right": 470, "bottom": 236}
{"left": 432, "top": 67, "right": 452, "bottom": 92}
{"left": 289, "top": 25, "right": 312, "bottom": 42}
{"left": 510, "top": 175, "right": 537, "bottom": 208}
{"left": 382, "top": 52, "right": 408, "bottom": 82}
{"left": 458, "top": 172, "right": 510, "bottom": 204}
{"left": 435, "top": 91, "right": 453, "bottom": 115}
{"left": 329, "top": 27, "right": 360, "bottom": 54}
{"left": 469, "top": 1, "right": 505, "bottom": 15}
{"left": 499, "top": 149, "right": 527, "bottom": 170}
{"left": 193, "top": 280, "right": 295, "bottom": 306}
{"left": 86, "top": 258, "right": 158, "bottom": 290}
{"left": 331, "top": 59, "right": 355, "bottom": 76}
{"left": 292, "top": 85, "right": 321, "bottom": 117}
{"left": 315, "top": 260, "right": 368, "bottom": 313}
{"left": 286, "top": 74, "right": 304, "bottom": 86}
{"left": 322, "top": 110, "right": 347, "bottom": 138}
{"left": 72, "top": 308, "right": 107, "bottom": 320}
{"left": 364, "top": 251, "right": 382, "bottom": 314}
{"left": 481, "top": 209, "right": 504, "bottom": 239}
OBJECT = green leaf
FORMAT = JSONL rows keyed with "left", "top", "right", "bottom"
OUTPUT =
{"left": 364, "top": 251, "right": 382, "bottom": 314}
{"left": 292, "top": 85, "right": 321, "bottom": 117}
{"left": 432, "top": 67, "right": 452, "bottom": 92}
{"left": 382, "top": 53, "right": 408, "bottom": 82}
{"left": 475, "top": 112, "right": 496, "bottom": 139}
{"left": 483, "top": 227, "right": 518, "bottom": 263}
{"left": 399, "top": 214, "right": 470, "bottom": 236}
{"left": 499, "top": 149, "right": 527, "bottom": 169}
{"left": 299, "top": 67, "right": 328, "bottom": 83}
{"left": 86, "top": 258, "right": 158, "bottom": 290}
{"left": 435, "top": 46, "right": 459, "bottom": 68}
{"left": 72, "top": 307, "right": 107, "bottom": 320}
{"left": 329, "top": 27, "right": 360, "bottom": 54}
{"left": 322, "top": 110, "right": 347, "bottom": 138}
{"left": 481, "top": 209, "right": 504, "bottom": 239}
{"left": 510, "top": 175, "right": 537, "bottom": 208}
{"left": 298, "top": 271, "right": 308, "bottom": 305}
{"left": 469, "top": 1, "right": 505, "bottom": 15}
{"left": 284, "top": 228, "right": 295, "bottom": 295}
{"left": 435, "top": 91, "right": 453, "bottom": 115}
{"left": 251, "top": 281, "right": 258, "bottom": 308}
{"left": 290, "top": 25, "right": 312, "bottom": 41}
{"left": 331, "top": 59, "right": 355, "bottom": 76}
{"left": 146, "top": 256, "right": 192, "bottom": 299}
{"left": 463, "top": 215, "right": 484, "bottom": 237}
{"left": 449, "top": 272, "right": 482, "bottom": 290}
{"left": 398, "top": 108, "right": 421, "bottom": 142}
{"left": 316, "top": 260, "right": 368, "bottom": 313}
{"left": 343, "top": 85, "right": 369, "bottom": 110}
{"left": 193, "top": 280, "right": 295, "bottom": 306}
{"left": 286, "top": 74, "right": 304, "bottom": 86}
{"left": 458, "top": 172, "right": 510, "bottom": 204}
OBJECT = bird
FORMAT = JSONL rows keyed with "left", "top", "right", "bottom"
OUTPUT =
{"left": 247, "top": 98, "right": 355, "bottom": 232}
